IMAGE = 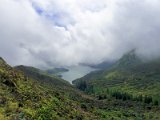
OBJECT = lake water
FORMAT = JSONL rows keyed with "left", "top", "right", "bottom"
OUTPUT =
{"left": 59, "top": 65, "right": 97, "bottom": 83}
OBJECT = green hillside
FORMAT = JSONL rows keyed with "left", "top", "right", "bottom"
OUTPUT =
{"left": 0, "top": 57, "right": 103, "bottom": 120}
{"left": 1, "top": 55, "right": 160, "bottom": 120}
{"left": 45, "top": 68, "right": 69, "bottom": 77}
{"left": 15, "top": 65, "right": 70, "bottom": 88}
{"left": 73, "top": 51, "right": 160, "bottom": 119}
{"left": 73, "top": 51, "right": 160, "bottom": 98}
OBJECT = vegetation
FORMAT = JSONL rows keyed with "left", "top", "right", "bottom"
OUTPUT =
{"left": 1, "top": 50, "right": 160, "bottom": 119}
{"left": 73, "top": 51, "right": 160, "bottom": 119}
{"left": 15, "top": 65, "right": 70, "bottom": 88}
{"left": 0, "top": 58, "right": 99, "bottom": 119}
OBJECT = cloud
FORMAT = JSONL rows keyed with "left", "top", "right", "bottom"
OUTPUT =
{"left": 0, "top": 0, "right": 160, "bottom": 68}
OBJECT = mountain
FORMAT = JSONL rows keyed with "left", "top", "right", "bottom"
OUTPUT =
{"left": 46, "top": 68, "right": 69, "bottom": 74}
{"left": 44, "top": 67, "right": 69, "bottom": 78}
{"left": 15, "top": 65, "right": 70, "bottom": 88}
{"left": 73, "top": 51, "right": 160, "bottom": 119}
{"left": 73, "top": 50, "right": 160, "bottom": 98}
{"left": 80, "top": 61, "right": 114, "bottom": 70}
{"left": 15, "top": 65, "right": 69, "bottom": 79}
{"left": 0, "top": 57, "right": 106, "bottom": 120}
{"left": 1, "top": 55, "right": 160, "bottom": 119}
{"left": 113, "top": 50, "right": 143, "bottom": 70}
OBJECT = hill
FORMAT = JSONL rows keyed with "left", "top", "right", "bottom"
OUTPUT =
{"left": 73, "top": 50, "right": 160, "bottom": 98}
{"left": 15, "top": 65, "right": 70, "bottom": 88}
{"left": 1, "top": 55, "right": 160, "bottom": 119}
{"left": 0, "top": 57, "right": 103, "bottom": 120}
{"left": 73, "top": 51, "right": 160, "bottom": 119}
{"left": 45, "top": 68, "right": 69, "bottom": 76}
{"left": 80, "top": 61, "right": 114, "bottom": 70}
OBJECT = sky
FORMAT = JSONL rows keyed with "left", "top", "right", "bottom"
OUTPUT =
{"left": 0, "top": 0, "right": 160, "bottom": 68}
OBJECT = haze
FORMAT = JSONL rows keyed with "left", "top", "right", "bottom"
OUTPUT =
{"left": 0, "top": 0, "right": 160, "bottom": 68}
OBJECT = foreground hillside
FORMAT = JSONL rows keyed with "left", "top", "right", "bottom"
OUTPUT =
{"left": 1, "top": 55, "right": 160, "bottom": 120}
{"left": 0, "top": 57, "right": 102, "bottom": 120}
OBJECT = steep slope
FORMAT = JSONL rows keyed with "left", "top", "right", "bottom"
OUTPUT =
{"left": 82, "top": 61, "right": 114, "bottom": 70}
{"left": 73, "top": 51, "right": 160, "bottom": 119}
{"left": 15, "top": 65, "right": 70, "bottom": 88}
{"left": 112, "top": 50, "right": 143, "bottom": 70}
{"left": 14, "top": 65, "right": 96, "bottom": 104}
{"left": 0, "top": 57, "right": 102, "bottom": 120}
{"left": 1, "top": 56, "right": 160, "bottom": 120}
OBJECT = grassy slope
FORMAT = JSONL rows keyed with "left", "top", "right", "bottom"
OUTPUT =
{"left": 73, "top": 52, "right": 160, "bottom": 119}
{"left": 0, "top": 58, "right": 102, "bottom": 120}
{"left": 2, "top": 54, "right": 160, "bottom": 120}
{"left": 14, "top": 65, "right": 71, "bottom": 88}
{"left": 74, "top": 52, "right": 160, "bottom": 98}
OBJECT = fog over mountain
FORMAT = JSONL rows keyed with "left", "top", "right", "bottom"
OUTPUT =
{"left": 0, "top": 0, "right": 160, "bottom": 68}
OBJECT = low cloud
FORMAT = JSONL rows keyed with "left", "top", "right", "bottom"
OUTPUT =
{"left": 0, "top": 0, "right": 160, "bottom": 68}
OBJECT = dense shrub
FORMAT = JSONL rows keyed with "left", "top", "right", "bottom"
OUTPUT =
{"left": 97, "top": 94, "right": 107, "bottom": 100}
{"left": 154, "top": 100, "right": 159, "bottom": 106}
{"left": 144, "top": 96, "right": 152, "bottom": 104}
{"left": 77, "top": 81, "right": 87, "bottom": 91}
{"left": 111, "top": 91, "right": 132, "bottom": 101}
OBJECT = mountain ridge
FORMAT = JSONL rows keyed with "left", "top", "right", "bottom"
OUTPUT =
{"left": 1, "top": 55, "right": 160, "bottom": 119}
{"left": 73, "top": 51, "right": 160, "bottom": 104}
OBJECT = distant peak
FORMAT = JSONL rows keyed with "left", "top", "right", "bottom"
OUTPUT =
{"left": 126, "top": 49, "right": 136, "bottom": 55}
{"left": 113, "top": 49, "right": 142, "bottom": 69}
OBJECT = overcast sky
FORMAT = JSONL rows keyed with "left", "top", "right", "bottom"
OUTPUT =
{"left": 0, "top": 0, "right": 160, "bottom": 68}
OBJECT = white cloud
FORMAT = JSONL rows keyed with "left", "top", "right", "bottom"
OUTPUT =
{"left": 0, "top": 0, "right": 160, "bottom": 68}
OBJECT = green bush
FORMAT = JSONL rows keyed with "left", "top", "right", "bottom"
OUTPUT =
{"left": 154, "top": 100, "right": 159, "bottom": 106}
{"left": 36, "top": 107, "right": 54, "bottom": 120}
{"left": 144, "top": 96, "right": 152, "bottom": 104}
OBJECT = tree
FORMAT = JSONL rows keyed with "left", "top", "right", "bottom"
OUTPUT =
{"left": 144, "top": 96, "right": 152, "bottom": 104}
{"left": 154, "top": 100, "right": 159, "bottom": 106}
{"left": 77, "top": 81, "right": 87, "bottom": 91}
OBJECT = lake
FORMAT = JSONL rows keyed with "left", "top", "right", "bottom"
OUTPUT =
{"left": 59, "top": 65, "right": 97, "bottom": 83}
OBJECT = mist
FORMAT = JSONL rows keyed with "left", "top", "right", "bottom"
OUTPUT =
{"left": 0, "top": 0, "right": 160, "bottom": 68}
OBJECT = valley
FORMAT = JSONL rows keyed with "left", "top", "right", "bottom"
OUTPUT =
{"left": 1, "top": 51, "right": 160, "bottom": 119}
{"left": 1, "top": 1, "right": 160, "bottom": 119}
